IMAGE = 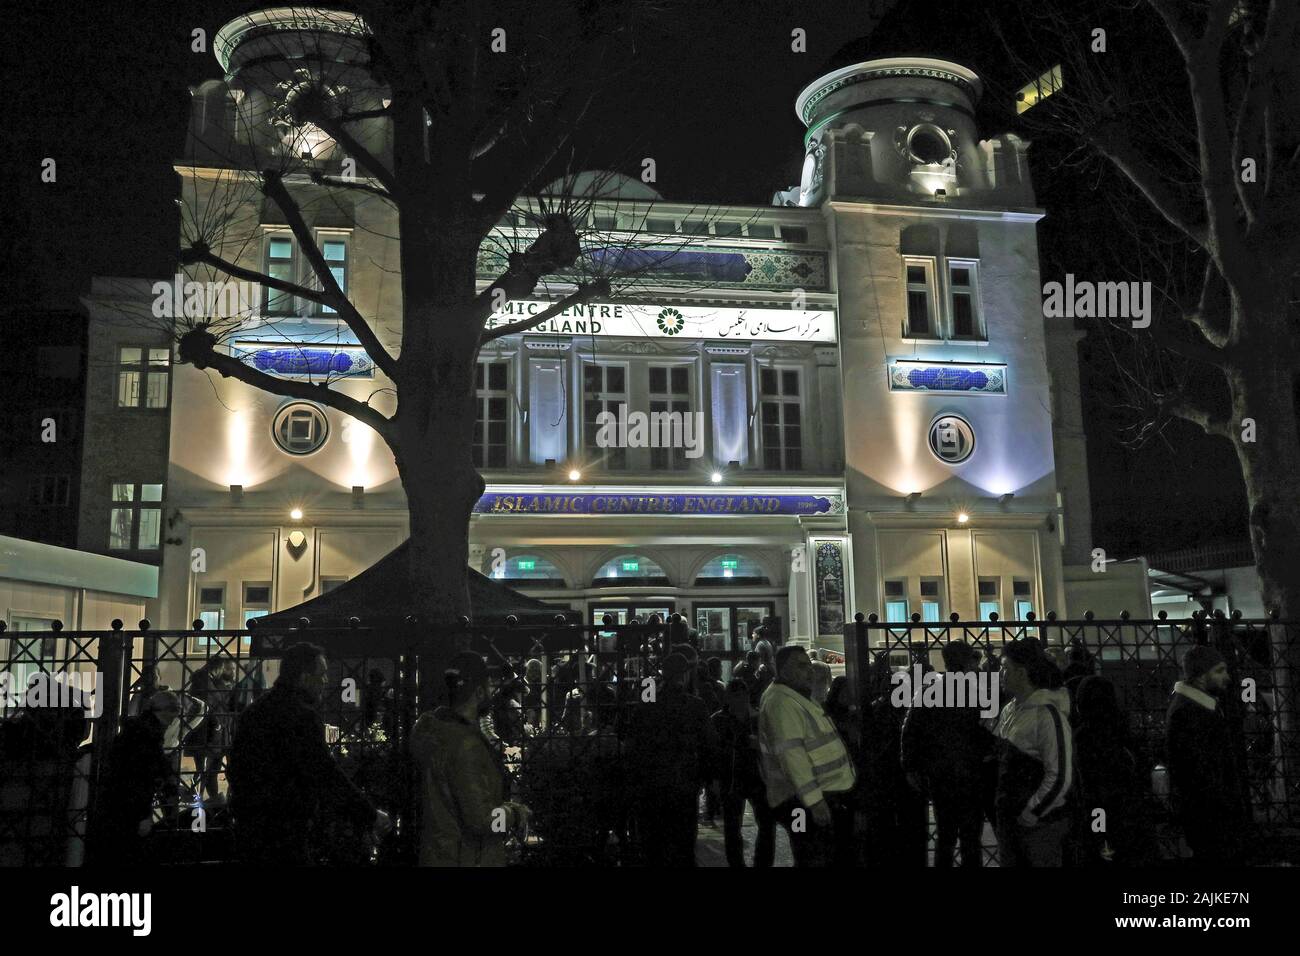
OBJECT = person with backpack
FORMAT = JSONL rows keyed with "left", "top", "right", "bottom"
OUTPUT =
{"left": 993, "top": 639, "right": 1073, "bottom": 867}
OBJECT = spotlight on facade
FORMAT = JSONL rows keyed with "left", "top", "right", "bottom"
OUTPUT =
{"left": 229, "top": 484, "right": 244, "bottom": 505}
{"left": 905, "top": 491, "right": 921, "bottom": 503}
{"left": 935, "top": 188, "right": 947, "bottom": 198}
{"left": 352, "top": 486, "right": 365, "bottom": 509}
{"left": 568, "top": 469, "right": 581, "bottom": 481}
{"left": 711, "top": 471, "right": 723, "bottom": 483}
{"left": 956, "top": 511, "right": 970, "bottom": 524}
{"left": 1000, "top": 492, "right": 1015, "bottom": 507}
{"left": 290, "top": 507, "right": 304, "bottom": 521}
{"left": 545, "top": 459, "right": 556, "bottom": 469}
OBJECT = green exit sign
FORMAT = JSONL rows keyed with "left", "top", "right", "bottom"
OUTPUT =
{"left": 621, "top": 560, "right": 640, "bottom": 572}
{"left": 722, "top": 559, "right": 738, "bottom": 570}
{"left": 517, "top": 559, "right": 535, "bottom": 571}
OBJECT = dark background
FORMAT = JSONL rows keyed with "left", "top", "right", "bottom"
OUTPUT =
{"left": 0, "top": 0, "right": 1248, "bottom": 556}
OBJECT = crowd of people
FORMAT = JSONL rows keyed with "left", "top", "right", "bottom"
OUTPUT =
{"left": 0, "top": 626, "right": 1259, "bottom": 868}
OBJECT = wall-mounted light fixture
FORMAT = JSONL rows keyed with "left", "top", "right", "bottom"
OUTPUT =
{"left": 290, "top": 507, "right": 304, "bottom": 521}
{"left": 567, "top": 469, "right": 581, "bottom": 481}
{"left": 711, "top": 471, "right": 723, "bottom": 483}
{"left": 352, "top": 485, "right": 365, "bottom": 509}
{"left": 287, "top": 529, "right": 307, "bottom": 554}
{"left": 229, "top": 484, "right": 243, "bottom": 505}
{"left": 999, "top": 492, "right": 1015, "bottom": 508}
{"left": 956, "top": 511, "right": 970, "bottom": 524}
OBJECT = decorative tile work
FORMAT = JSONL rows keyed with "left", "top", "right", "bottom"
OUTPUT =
{"left": 477, "top": 243, "right": 828, "bottom": 291}
{"left": 888, "top": 360, "right": 1006, "bottom": 394}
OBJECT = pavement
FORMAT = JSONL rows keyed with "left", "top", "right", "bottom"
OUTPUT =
{"left": 695, "top": 803, "right": 795, "bottom": 867}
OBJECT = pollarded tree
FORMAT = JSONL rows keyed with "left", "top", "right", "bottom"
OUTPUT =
{"left": 162, "top": 0, "right": 716, "bottom": 640}
{"left": 1003, "top": 0, "right": 1300, "bottom": 617}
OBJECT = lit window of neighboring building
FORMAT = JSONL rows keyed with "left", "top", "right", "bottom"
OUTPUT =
{"left": 648, "top": 364, "right": 691, "bottom": 471}
{"left": 759, "top": 366, "right": 802, "bottom": 471}
{"left": 474, "top": 360, "right": 509, "bottom": 469}
{"left": 117, "top": 347, "right": 170, "bottom": 409}
{"left": 583, "top": 363, "right": 627, "bottom": 470}
{"left": 1015, "top": 64, "right": 1062, "bottom": 115}
{"left": 108, "top": 481, "right": 163, "bottom": 550}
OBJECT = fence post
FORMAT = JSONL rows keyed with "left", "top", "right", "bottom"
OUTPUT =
{"left": 88, "top": 620, "right": 128, "bottom": 827}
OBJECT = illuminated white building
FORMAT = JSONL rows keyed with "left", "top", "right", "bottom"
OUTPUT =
{"left": 79, "top": 10, "right": 1149, "bottom": 657}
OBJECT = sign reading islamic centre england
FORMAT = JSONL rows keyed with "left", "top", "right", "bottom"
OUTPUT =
{"left": 485, "top": 299, "right": 837, "bottom": 343}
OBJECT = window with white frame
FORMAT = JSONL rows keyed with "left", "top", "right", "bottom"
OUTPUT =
{"left": 474, "top": 360, "right": 509, "bottom": 469}
{"left": 583, "top": 363, "right": 628, "bottom": 470}
{"left": 108, "top": 482, "right": 163, "bottom": 550}
{"left": 759, "top": 366, "right": 802, "bottom": 471}
{"left": 1013, "top": 579, "right": 1035, "bottom": 620}
{"left": 978, "top": 578, "right": 1001, "bottom": 621}
{"left": 263, "top": 232, "right": 350, "bottom": 316}
{"left": 316, "top": 235, "right": 348, "bottom": 315}
{"left": 920, "top": 578, "right": 944, "bottom": 622}
{"left": 884, "top": 580, "right": 908, "bottom": 622}
{"left": 648, "top": 365, "right": 691, "bottom": 470}
{"left": 903, "top": 258, "right": 938, "bottom": 337}
{"left": 264, "top": 235, "right": 296, "bottom": 315}
{"left": 117, "top": 347, "right": 170, "bottom": 408}
{"left": 947, "top": 260, "right": 982, "bottom": 339}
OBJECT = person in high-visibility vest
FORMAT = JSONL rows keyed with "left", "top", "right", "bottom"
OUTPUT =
{"left": 758, "top": 645, "right": 856, "bottom": 866}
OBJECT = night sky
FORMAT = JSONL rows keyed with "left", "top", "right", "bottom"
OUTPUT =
{"left": 0, "top": 0, "right": 1247, "bottom": 557}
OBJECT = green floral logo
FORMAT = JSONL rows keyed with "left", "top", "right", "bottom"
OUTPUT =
{"left": 656, "top": 307, "right": 684, "bottom": 335}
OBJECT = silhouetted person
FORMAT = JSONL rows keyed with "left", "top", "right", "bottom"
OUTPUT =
{"left": 1073, "top": 676, "right": 1154, "bottom": 865}
{"left": 825, "top": 675, "right": 867, "bottom": 865}
{"left": 626, "top": 652, "right": 712, "bottom": 866}
{"left": 861, "top": 654, "right": 928, "bottom": 868}
{"left": 228, "top": 643, "right": 389, "bottom": 865}
{"left": 994, "top": 639, "right": 1073, "bottom": 867}
{"left": 711, "top": 678, "right": 775, "bottom": 867}
{"left": 411, "top": 651, "right": 529, "bottom": 866}
{"left": 184, "top": 657, "right": 236, "bottom": 804}
{"left": 0, "top": 693, "right": 90, "bottom": 866}
{"left": 88, "top": 691, "right": 180, "bottom": 866}
{"left": 1167, "top": 645, "right": 1251, "bottom": 864}
{"left": 902, "top": 641, "right": 993, "bottom": 867}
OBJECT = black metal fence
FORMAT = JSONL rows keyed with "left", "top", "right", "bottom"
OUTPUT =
{"left": 843, "top": 610, "right": 1300, "bottom": 864}
{"left": 2, "top": 610, "right": 1296, "bottom": 866}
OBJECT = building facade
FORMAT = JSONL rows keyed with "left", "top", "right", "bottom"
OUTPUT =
{"left": 79, "top": 10, "right": 1140, "bottom": 656}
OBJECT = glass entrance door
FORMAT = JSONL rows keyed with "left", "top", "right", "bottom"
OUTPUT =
{"left": 693, "top": 603, "right": 775, "bottom": 658}
{"left": 590, "top": 604, "right": 675, "bottom": 626}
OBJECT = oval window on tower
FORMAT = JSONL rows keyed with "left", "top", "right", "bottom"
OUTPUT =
{"left": 907, "top": 125, "right": 951, "bottom": 165}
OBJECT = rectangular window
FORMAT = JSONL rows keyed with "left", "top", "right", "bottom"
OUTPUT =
{"left": 884, "top": 580, "right": 908, "bottom": 623}
{"left": 920, "top": 578, "right": 943, "bottom": 623}
{"left": 745, "top": 224, "right": 776, "bottom": 239}
{"left": 265, "top": 235, "right": 296, "bottom": 315}
{"left": 948, "top": 261, "right": 982, "bottom": 339}
{"left": 29, "top": 474, "right": 71, "bottom": 507}
{"left": 318, "top": 237, "right": 348, "bottom": 315}
{"left": 117, "top": 347, "right": 141, "bottom": 408}
{"left": 759, "top": 367, "right": 802, "bottom": 471}
{"left": 146, "top": 348, "right": 171, "bottom": 408}
{"left": 648, "top": 365, "right": 691, "bottom": 470}
{"left": 320, "top": 576, "right": 348, "bottom": 595}
{"left": 978, "top": 578, "right": 1001, "bottom": 622}
{"left": 583, "top": 363, "right": 628, "bottom": 470}
{"left": 904, "top": 258, "right": 937, "bottom": 337}
{"left": 108, "top": 482, "right": 163, "bottom": 550}
{"left": 781, "top": 226, "right": 808, "bottom": 243}
{"left": 198, "top": 586, "right": 225, "bottom": 631}
{"left": 1013, "top": 579, "right": 1034, "bottom": 620}
{"left": 474, "top": 360, "right": 510, "bottom": 469}
{"left": 242, "top": 583, "right": 271, "bottom": 629}
{"left": 1016, "top": 63, "right": 1063, "bottom": 115}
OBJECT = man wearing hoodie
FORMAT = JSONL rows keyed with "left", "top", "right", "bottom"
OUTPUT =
{"left": 410, "top": 650, "right": 529, "bottom": 866}
{"left": 993, "top": 638, "right": 1073, "bottom": 867}
{"left": 1166, "top": 644, "right": 1250, "bottom": 864}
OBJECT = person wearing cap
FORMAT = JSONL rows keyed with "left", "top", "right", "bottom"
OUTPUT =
{"left": 625, "top": 651, "right": 713, "bottom": 866}
{"left": 410, "top": 650, "right": 529, "bottom": 866}
{"left": 758, "top": 645, "right": 855, "bottom": 867}
{"left": 1167, "top": 644, "right": 1250, "bottom": 863}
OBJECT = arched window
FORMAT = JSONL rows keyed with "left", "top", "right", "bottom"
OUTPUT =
{"left": 482, "top": 553, "right": 567, "bottom": 588}
{"left": 592, "top": 554, "right": 670, "bottom": 587}
{"left": 694, "top": 553, "right": 770, "bottom": 586}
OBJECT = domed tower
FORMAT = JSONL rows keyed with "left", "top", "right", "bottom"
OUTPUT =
{"left": 776, "top": 57, "right": 1033, "bottom": 208}
{"left": 798, "top": 57, "right": 1074, "bottom": 624}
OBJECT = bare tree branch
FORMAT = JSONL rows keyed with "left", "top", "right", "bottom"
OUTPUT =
{"left": 479, "top": 278, "right": 612, "bottom": 344}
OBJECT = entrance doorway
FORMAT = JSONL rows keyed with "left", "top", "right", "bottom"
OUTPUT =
{"left": 692, "top": 602, "right": 775, "bottom": 662}
{"left": 589, "top": 603, "right": 676, "bottom": 626}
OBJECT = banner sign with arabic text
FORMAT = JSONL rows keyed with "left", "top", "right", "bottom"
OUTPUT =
{"left": 485, "top": 300, "right": 836, "bottom": 343}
